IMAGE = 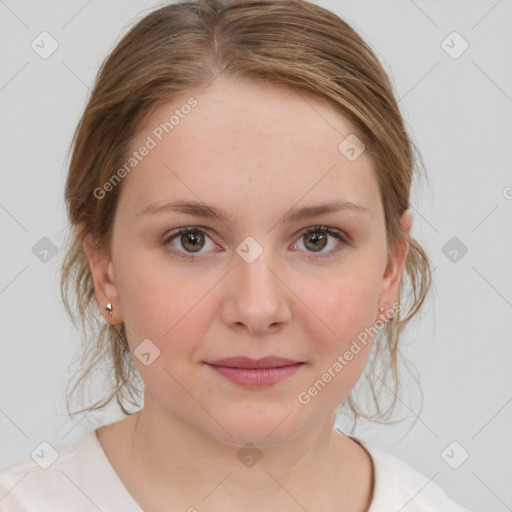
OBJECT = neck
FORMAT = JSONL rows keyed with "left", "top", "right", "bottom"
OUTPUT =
{"left": 127, "top": 391, "right": 373, "bottom": 511}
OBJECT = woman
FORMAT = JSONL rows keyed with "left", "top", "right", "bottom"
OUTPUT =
{"left": 0, "top": 0, "right": 475, "bottom": 510}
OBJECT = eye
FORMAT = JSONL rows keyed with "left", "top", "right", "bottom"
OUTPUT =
{"left": 292, "top": 225, "right": 348, "bottom": 259}
{"left": 163, "top": 225, "right": 348, "bottom": 261}
{"left": 163, "top": 227, "right": 218, "bottom": 260}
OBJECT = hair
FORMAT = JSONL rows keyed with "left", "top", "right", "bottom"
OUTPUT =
{"left": 60, "top": 0, "right": 432, "bottom": 433}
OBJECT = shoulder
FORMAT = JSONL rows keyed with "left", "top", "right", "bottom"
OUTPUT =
{"left": 0, "top": 426, "right": 141, "bottom": 512}
{"left": 355, "top": 438, "right": 476, "bottom": 512}
{"left": 0, "top": 433, "right": 93, "bottom": 511}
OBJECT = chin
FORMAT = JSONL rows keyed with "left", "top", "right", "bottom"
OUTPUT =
{"left": 199, "top": 405, "right": 313, "bottom": 448}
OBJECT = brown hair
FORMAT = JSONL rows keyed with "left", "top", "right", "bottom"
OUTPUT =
{"left": 60, "top": 0, "right": 432, "bottom": 432}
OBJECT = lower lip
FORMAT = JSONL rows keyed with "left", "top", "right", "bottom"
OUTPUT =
{"left": 206, "top": 363, "right": 303, "bottom": 388}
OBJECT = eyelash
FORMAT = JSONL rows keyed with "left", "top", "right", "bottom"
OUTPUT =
{"left": 162, "top": 225, "right": 348, "bottom": 261}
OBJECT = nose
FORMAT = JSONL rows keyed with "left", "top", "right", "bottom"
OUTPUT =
{"left": 219, "top": 251, "right": 292, "bottom": 336}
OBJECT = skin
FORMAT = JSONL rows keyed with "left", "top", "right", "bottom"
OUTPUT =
{"left": 83, "top": 75, "right": 411, "bottom": 511}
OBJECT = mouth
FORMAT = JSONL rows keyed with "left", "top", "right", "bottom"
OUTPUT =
{"left": 204, "top": 357, "right": 305, "bottom": 389}
{"left": 207, "top": 356, "right": 302, "bottom": 369}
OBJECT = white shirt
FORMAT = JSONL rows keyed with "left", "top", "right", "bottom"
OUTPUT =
{"left": 0, "top": 426, "right": 475, "bottom": 511}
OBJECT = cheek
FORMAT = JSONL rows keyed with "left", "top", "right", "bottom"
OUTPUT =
{"left": 296, "top": 265, "right": 383, "bottom": 404}
{"left": 118, "top": 267, "right": 214, "bottom": 404}
{"left": 300, "top": 261, "right": 382, "bottom": 351}
{"left": 115, "top": 251, "right": 214, "bottom": 360}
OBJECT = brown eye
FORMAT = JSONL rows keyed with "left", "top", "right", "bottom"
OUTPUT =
{"left": 294, "top": 226, "right": 347, "bottom": 259}
{"left": 164, "top": 227, "right": 217, "bottom": 260}
{"left": 163, "top": 225, "right": 347, "bottom": 262}
{"left": 303, "top": 230, "right": 328, "bottom": 252}
{"left": 179, "top": 230, "right": 205, "bottom": 253}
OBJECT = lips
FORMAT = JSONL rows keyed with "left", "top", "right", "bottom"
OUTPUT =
{"left": 206, "top": 356, "right": 301, "bottom": 369}
{"left": 204, "top": 357, "right": 304, "bottom": 388}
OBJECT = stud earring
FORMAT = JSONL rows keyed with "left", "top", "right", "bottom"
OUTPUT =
{"left": 105, "top": 303, "right": 113, "bottom": 317}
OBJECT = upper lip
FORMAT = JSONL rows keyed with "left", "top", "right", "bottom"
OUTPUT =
{"left": 206, "top": 357, "right": 302, "bottom": 369}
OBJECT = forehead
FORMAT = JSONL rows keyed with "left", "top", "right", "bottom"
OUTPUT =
{"left": 119, "top": 76, "right": 381, "bottom": 223}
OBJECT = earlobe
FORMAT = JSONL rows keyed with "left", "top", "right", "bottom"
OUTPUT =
{"left": 82, "top": 233, "right": 123, "bottom": 325}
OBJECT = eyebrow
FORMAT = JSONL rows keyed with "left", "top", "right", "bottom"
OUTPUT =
{"left": 137, "top": 199, "right": 370, "bottom": 224}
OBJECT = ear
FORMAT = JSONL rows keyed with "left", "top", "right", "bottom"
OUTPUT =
{"left": 82, "top": 232, "right": 123, "bottom": 325}
{"left": 376, "top": 209, "right": 412, "bottom": 322}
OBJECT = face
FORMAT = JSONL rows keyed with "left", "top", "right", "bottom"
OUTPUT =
{"left": 85, "top": 76, "right": 410, "bottom": 447}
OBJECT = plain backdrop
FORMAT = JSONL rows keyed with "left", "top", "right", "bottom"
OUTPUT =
{"left": 1, "top": 1, "right": 511, "bottom": 510}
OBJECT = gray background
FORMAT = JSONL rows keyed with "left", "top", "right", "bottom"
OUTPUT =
{"left": 1, "top": 1, "right": 511, "bottom": 510}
